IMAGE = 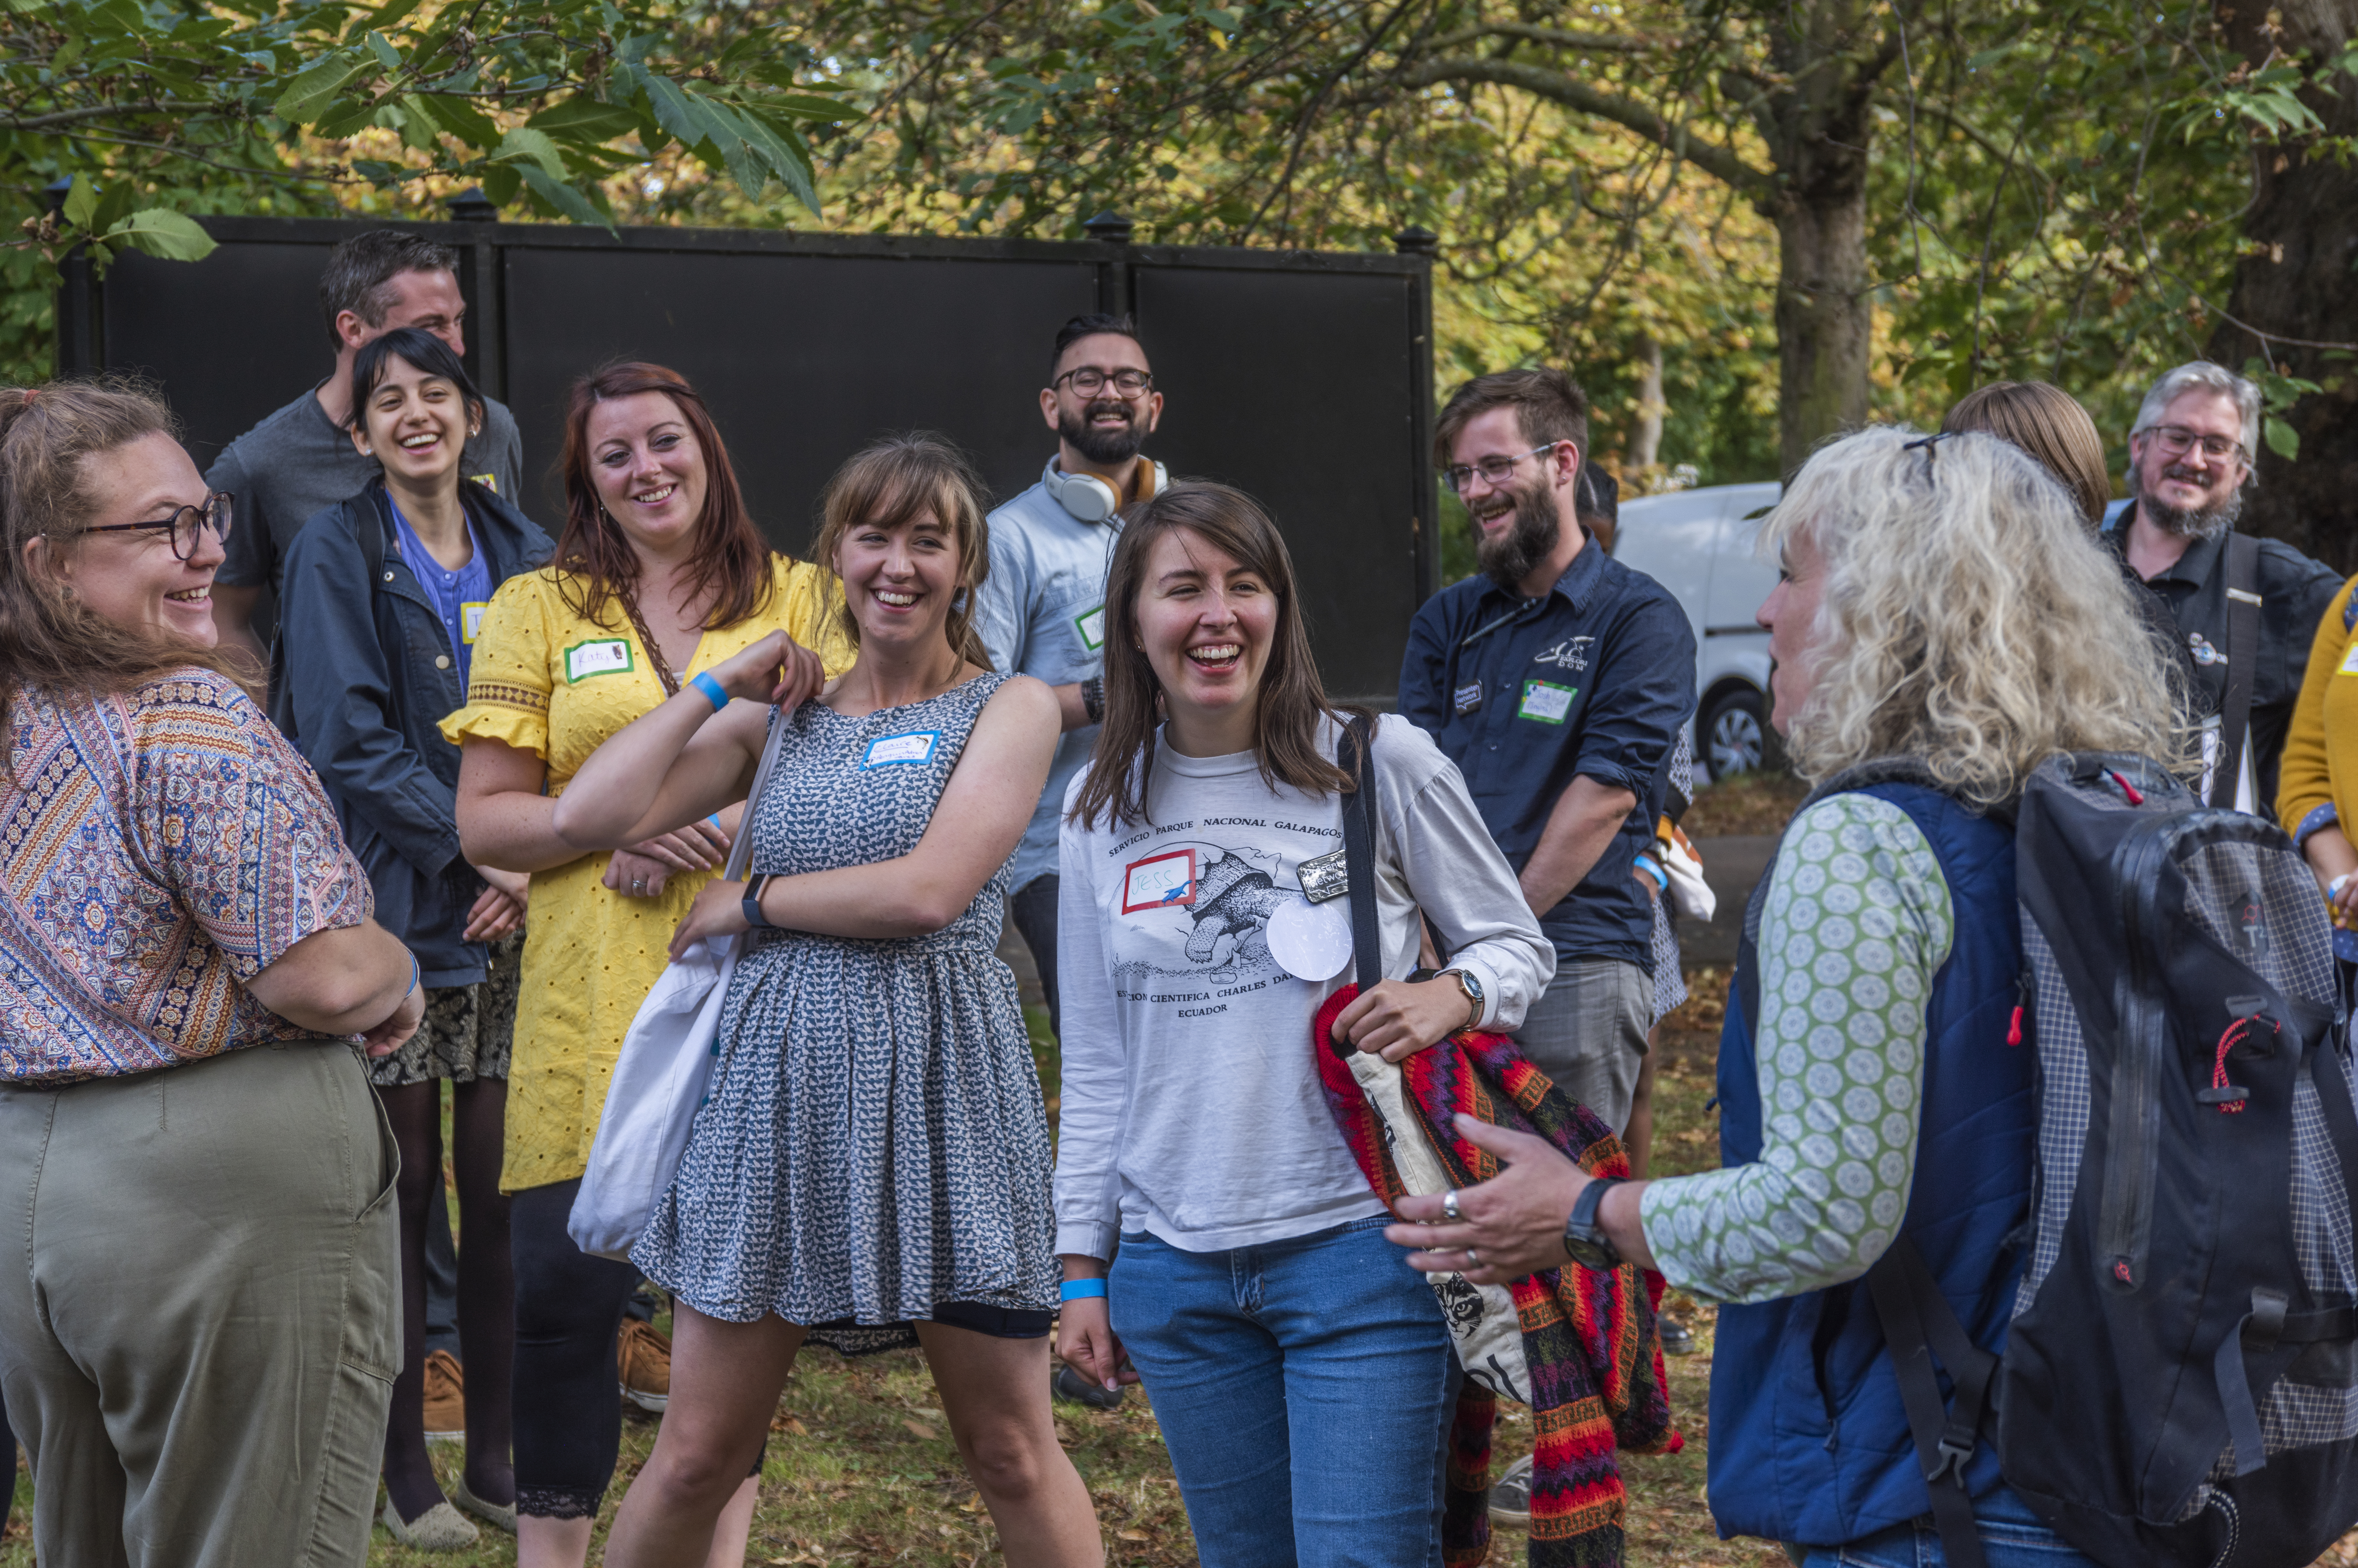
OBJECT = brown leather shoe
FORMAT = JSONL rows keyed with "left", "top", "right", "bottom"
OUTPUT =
{"left": 618, "top": 1318, "right": 671, "bottom": 1414}
{"left": 422, "top": 1348, "right": 466, "bottom": 1441}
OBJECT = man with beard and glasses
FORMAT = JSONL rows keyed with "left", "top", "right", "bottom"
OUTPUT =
{"left": 2109, "top": 360, "right": 2338, "bottom": 821}
{"left": 1397, "top": 368, "right": 1693, "bottom": 1136}
{"left": 975, "top": 313, "right": 1166, "bottom": 1053}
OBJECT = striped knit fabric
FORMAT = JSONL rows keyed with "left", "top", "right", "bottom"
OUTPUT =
{"left": 1313, "top": 987, "right": 1675, "bottom": 1568}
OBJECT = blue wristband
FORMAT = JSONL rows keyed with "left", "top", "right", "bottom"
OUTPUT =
{"left": 689, "top": 671, "right": 728, "bottom": 713}
{"left": 1059, "top": 1278, "right": 1108, "bottom": 1302}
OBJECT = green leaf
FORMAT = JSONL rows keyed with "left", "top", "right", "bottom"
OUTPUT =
{"left": 98, "top": 210, "right": 218, "bottom": 263}
{"left": 90, "top": 180, "right": 136, "bottom": 236}
{"left": 493, "top": 126, "right": 569, "bottom": 180}
{"left": 364, "top": 29, "right": 401, "bottom": 70}
{"left": 480, "top": 162, "right": 522, "bottom": 209}
{"left": 738, "top": 103, "right": 821, "bottom": 213}
{"left": 314, "top": 96, "right": 378, "bottom": 139}
{"left": 394, "top": 96, "right": 440, "bottom": 151}
{"left": 275, "top": 50, "right": 372, "bottom": 123}
{"left": 347, "top": 0, "right": 425, "bottom": 43}
{"left": 527, "top": 95, "right": 641, "bottom": 140}
{"left": 2265, "top": 415, "right": 2300, "bottom": 459}
{"left": 421, "top": 93, "right": 501, "bottom": 148}
{"left": 61, "top": 175, "right": 98, "bottom": 233}
{"left": 515, "top": 165, "right": 613, "bottom": 229}
{"left": 642, "top": 74, "right": 717, "bottom": 151}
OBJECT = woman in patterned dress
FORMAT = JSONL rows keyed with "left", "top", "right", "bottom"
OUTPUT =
{"left": 549, "top": 433, "right": 1101, "bottom": 1568}
{"left": 0, "top": 381, "right": 425, "bottom": 1565}
{"left": 446, "top": 363, "right": 852, "bottom": 1567}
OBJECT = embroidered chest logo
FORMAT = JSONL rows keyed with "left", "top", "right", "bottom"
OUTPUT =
{"left": 1532, "top": 636, "right": 1594, "bottom": 672}
{"left": 1121, "top": 848, "right": 1198, "bottom": 914}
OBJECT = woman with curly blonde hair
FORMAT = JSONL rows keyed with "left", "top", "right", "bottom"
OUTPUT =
{"left": 1384, "top": 427, "right": 2178, "bottom": 1566}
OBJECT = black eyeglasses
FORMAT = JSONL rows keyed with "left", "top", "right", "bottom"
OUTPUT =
{"left": 1054, "top": 367, "right": 1155, "bottom": 397}
{"left": 87, "top": 491, "right": 235, "bottom": 560}
{"left": 2138, "top": 424, "right": 2244, "bottom": 462}
{"left": 1904, "top": 431, "right": 1953, "bottom": 476}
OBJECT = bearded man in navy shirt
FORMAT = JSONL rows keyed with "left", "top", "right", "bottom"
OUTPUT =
{"left": 1399, "top": 368, "right": 1694, "bottom": 1135}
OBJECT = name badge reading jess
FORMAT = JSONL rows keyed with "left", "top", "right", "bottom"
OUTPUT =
{"left": 1518, "top": 679, "right": 1578, "bottom": 724}
{"left": 564, "top": 638, "right": 633, "bottom": 683}
{"left": 461, "top": 602, "right": 489, "bottom": 645}
{"left": 861, "top": 731, "right": 940, "bottom": 768}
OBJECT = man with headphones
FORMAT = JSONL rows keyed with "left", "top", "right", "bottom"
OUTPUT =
{"left": 974, "top": 312, "right": 1166, "bottom": 1042}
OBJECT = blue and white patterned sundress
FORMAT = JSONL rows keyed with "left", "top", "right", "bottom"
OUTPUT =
{"left": 631, "top": 672, "right": 1059, "bottom": 1353}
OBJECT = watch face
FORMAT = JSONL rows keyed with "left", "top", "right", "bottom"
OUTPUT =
{"left": 1563, "top": 1231, "right": 1619, "bottom": 1272}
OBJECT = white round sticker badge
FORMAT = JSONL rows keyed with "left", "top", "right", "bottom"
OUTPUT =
{"left": 1266, "top": 896, "right": 1354, "bottom": 982}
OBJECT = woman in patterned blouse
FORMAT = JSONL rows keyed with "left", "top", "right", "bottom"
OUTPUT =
{"left": 1382, "top": 429, "right": 2180, "bottom": 1565}
{"left": 0, "top": 380, "right": 427, "bottom": 1565}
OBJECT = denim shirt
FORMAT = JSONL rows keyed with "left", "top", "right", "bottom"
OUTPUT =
{"left": 974, "top": 464, "right": 1125, "bottom": 892}
{"left": 1398, "top": 538, "right": 1695, "bottom": 970}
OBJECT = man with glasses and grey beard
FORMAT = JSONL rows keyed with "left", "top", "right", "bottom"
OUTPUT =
{"left": 974, "top": 313, "right": 1166, "bottom": 1058}
{"left": 1397, "top": 367, "right": 1693, "bottom": 1140}
{"left": 2110, "top": 360, "right": 2338, "bottom": 822}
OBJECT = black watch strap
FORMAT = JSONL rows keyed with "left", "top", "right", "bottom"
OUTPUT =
{"left": 1563, "top": 1176, "right": 1627, "bottom": 1271}
{"left": 741, "top": 872, "right": 774, "bottom": 930}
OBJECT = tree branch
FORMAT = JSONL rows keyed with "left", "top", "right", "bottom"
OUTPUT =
{"left": 1389, "top": 55, "right": 1776, "bottom": 198}
{"left": 1420, "top": 23, "right": 1671, "bottom": 55}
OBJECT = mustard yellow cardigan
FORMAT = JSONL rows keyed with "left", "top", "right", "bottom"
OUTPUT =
{"left": 2274, "top": 574, "right": 2358, "bottom": 846}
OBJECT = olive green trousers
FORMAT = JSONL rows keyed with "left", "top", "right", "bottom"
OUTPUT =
{"left": 0, "top": 1041, "right": 400, "bottom": 1566}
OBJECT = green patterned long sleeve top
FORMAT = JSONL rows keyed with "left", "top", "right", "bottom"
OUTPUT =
{"left": 1639, "top": 793, "right": 1956, "bottom": 1304}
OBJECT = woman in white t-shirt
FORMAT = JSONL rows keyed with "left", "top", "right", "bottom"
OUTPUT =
{"left": 1052, "top": 482, "right": 1554, "bottom": 1566}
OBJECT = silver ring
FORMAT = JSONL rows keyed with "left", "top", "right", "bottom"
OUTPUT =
{"left": 631, "top": 879, "right": 646, "bottom": 895}
{"left": 1442, "top": 1189, "right": 1464, "bottom": 1223}
{"left": 1465, "top": 1248, "right": 1480, "bottom": 1268}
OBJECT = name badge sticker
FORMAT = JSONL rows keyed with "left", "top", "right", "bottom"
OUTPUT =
{"left": 1121, "top": 848, "right": 1198, "bottom": 914}
{"left": 1453, "top": 679, "right": 1483, "bottom": 714}
{"left": 1074, "top": 604, "right": 1107, "bottom": 652}
{"left": 461, "top": 602, "right": 488, "bottom": 644}
{"left": 563, "top": 638, "right": 633, "bottom": 683}
{"left": 861, "top": 731, "right": 940, "bottom": 769}
{"left": 1518, "top": 679, "right": 1578, "bottom": 724}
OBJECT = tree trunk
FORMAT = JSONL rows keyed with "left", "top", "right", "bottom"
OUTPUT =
{"left": 1758, "top": 0, "right": 1887, "bottom": 472}
{"left": 1630, "top": 333, "right": 1664, "bottom": 469}
{"left": 2204, "top": 0, "right": 2358, "bottom": 571}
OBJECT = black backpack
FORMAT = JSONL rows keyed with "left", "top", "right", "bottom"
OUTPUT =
{"left": 1869, "top": 751, "right": 2358, "bottom": 1568}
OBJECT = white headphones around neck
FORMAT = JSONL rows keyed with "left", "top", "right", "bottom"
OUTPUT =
{"left": 1045, "top": 458, "right": 1166, "bottom": 524}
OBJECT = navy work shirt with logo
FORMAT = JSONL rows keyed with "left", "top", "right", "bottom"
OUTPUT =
{"left": 1398, "top": 536, "right": 1696, "bottom": 971}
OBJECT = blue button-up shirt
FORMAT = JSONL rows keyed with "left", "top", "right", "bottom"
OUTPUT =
{"left": 974, "top": 464, "right": 1124, "bottom": 892}
{"left": 1398, "top": 538, "right": 1695, "bottom": 970}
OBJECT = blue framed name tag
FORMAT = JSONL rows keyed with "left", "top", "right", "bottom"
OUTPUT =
{"left": 862, "top": 730, "right": 940, "bottom": 768}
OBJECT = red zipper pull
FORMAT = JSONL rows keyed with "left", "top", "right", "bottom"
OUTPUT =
{"left": 2006, "top": 1005, "right": 2024, "bottom": 1047}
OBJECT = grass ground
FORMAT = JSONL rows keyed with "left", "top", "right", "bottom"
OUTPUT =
{"left": 1, "top": 770, "right": 2350, "bottom": 1564}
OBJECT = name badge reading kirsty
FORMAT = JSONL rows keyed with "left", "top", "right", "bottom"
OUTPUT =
{"left": 564, "top": 638, "right": 633, "bottom": 683}
{"left": 862, "top": 731, "right": 940, "bottom": 769}
{"left": 461, "top": 602, "right": 489, "bottom": 644}
{"left": 1453, "top": 679, "right": 1483, "bottom": 714}
{"left": 1518, "top": 679, "right": 1578, "bottom": 724}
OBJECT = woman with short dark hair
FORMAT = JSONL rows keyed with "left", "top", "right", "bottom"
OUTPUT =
{"left": 279, "top": 326, "right": 554, "bottom": 1547}
{"left": 447, "top": 362, "right": 853, "bottom": 1566}
{"left": 0, "top": 378, "right": 423, "bottom": 1564}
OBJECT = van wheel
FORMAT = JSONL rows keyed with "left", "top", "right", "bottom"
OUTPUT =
{"left": 1701, "top": 687, "right": 1769, "bottom": 781}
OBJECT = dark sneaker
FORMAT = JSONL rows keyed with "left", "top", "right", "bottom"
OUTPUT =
{"left": 1660, "top": 1317, "right": 1698, "bottom": 1355}
{"left": 1051, "top": 1364, "right": 1124, "bottom": 1410}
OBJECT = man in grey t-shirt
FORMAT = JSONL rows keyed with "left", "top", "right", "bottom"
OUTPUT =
{"left": 206, "top": 229, "right": 524, "bottom": 672}
{"left": 973, "top": 313, "right": 1165, "bottom": 1038}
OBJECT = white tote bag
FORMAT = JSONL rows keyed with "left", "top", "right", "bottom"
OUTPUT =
{"left": 568, "top": 710, "right": 792, "bottom": 1261}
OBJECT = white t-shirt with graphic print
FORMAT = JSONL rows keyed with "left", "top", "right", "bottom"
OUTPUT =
{"left": 1051, "top": 714, "right": 1556, "bottom": 1260}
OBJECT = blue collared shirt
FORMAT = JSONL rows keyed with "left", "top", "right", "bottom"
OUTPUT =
{"left": 1398, "top": 538, "right": 1696, "bottom": 970}
{"left": 387, "top": 495, "right": 492, "bottom": 687}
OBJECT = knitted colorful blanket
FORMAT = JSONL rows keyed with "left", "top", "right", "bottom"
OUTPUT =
{"left": 1313, "top": 986, "right": 1676, "bottom": 1568}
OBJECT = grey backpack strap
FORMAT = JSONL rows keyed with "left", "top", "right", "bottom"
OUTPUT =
{"left": 2211, "top": 532, "right": 2261, "bottom": 810}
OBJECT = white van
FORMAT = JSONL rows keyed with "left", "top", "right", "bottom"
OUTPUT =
{"left": 1610, "top": 480, "right": 1782, "bottom": 782}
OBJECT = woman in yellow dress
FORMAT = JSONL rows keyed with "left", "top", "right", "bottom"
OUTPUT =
{"left": 445, "top": 362, "right": 852, "bottom": 1568}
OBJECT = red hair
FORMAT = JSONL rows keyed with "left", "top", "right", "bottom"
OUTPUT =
{"left": 552, "top": 361, "right": 776, "bottom": 630}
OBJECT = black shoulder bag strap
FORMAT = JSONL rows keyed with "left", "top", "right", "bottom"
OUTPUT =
{"left": 2211, "top": 531, "right": 2262, "bottom": 810}
{"left": 1337, "top": 713, "right": 1384, "bottom": 1013}
{"left": 1864, "top": 1235, "right": 2001, "bottom": 1568}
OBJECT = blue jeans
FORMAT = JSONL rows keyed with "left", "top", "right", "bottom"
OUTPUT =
{"left": 1800, "top": 1487, "right": 2104, "bottom": 1567}
{"left": 1109, "top": 1215, "right": 1459, "bottom": 1568}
